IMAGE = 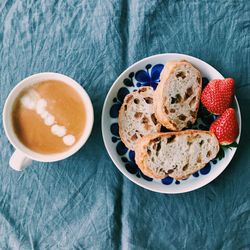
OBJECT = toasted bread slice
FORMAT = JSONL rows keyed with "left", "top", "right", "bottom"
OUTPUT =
{"left": 154, "top": 61, "right": 202, "bottom": 131}
{"left": 118, "top": 87, "right": 161, "bottom": 150}
{"left": 134, "top": 130, "right": 219, "bottom": 180}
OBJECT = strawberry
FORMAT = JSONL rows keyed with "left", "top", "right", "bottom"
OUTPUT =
{"left": 210, "top": 108, "right": 239, "bottom": 145}
{"left": 201, "top": 78, "right": 235, "bottom": 115}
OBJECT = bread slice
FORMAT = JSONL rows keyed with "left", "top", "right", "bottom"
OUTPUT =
{"left": 154, "top": 61, "right": 202, "bottom": 131}
{"left": 134, "top": 130, "right": 219, "bottom": 180}
{"left": 119, "top": 87, "right": 161, "bottom": 150}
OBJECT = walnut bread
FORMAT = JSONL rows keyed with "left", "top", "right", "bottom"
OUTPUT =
{"left": 134, "top": 130, "right": 219, "bottom": 180}
{"left": 154, "top": 61, "right": 202, "bottom": 131}
{"left": 118, "top": 87, "right": 161, "bottom": 150}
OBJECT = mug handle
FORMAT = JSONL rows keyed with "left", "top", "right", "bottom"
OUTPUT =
{"left": 9, "top": 149, "right": 32, "bottom": 171}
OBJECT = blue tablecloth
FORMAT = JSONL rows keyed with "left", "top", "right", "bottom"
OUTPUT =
{"left": 0, "top": 1, "right": 249, "bottom": 249}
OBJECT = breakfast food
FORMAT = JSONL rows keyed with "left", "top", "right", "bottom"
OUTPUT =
{"left": 154, "top": 61, "right": 202, "bottom": 131}
{"left": 12, "top": 80, "right": 85, "bottom": 154}
{"left": 117, "top": 60, "right": 239, "bottom": 182}
{"left": 118, "top": 87, "right": 161, "bottom": 150}
{"left": 201, "top": 78, "right": 235, "bottom": 115}
{"left": 210, "top": 108, "right": 239, "bottom": 145}
{"left": 134, "top": 130, "right": 219, "bottom": 180}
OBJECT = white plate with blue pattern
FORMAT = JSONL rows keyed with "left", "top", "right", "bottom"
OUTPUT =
{"left": 102, "top": 53, "right": 241, "bottom": 193}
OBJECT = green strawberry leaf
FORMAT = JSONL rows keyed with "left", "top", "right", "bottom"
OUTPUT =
{"left": 227, "top": 141, "right": 238, "bottom": 148}
{"left": 217, "top": 147, "right": 225, "bottom": 160}
{"left": 221, "top": 141, "right": 238, "bottom": 150}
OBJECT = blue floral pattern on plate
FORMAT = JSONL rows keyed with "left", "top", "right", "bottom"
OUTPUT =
{"left": 109, "top": 63, "right": 224, "bottom": 185}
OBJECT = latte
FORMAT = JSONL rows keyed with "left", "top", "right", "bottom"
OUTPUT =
{"left": 12, "top": 80, "right": 86, "bottom": 154}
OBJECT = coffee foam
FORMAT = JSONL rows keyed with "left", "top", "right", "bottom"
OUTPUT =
{"left": 20, "top": 89, "right": 76, "bottom": 146}
{"left": 41, "top": 110, "right": 49, "bottom": 119}
{"left": 44, "top": 114, "right": 55, "bottom": 126}
{"left": 63, "top": 135, "right": 76, "bottom": 146}
{"left": 20, "top": 89, "right": 40, "bottom": 110}
{"left": 51, "top": 124, "right": 66, "bottom": 137}
{"left": 36, "top": 99, "right": 47, "bottom": 114}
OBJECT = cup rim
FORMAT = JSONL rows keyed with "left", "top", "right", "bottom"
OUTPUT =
{"left": 3, "top": 72, "right": 94, "bottom": 162}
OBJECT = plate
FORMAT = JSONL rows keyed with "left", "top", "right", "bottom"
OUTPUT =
{"left": 101, "top": 53, "right": 241, "bottom": 193}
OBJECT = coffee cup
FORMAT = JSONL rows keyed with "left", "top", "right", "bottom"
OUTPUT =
{"left": 3, "top": 72, "right": 94, "bottom": 171}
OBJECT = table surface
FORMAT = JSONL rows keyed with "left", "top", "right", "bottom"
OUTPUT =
{"left": 0, "top": 1, "right": 249, "bottom": 249}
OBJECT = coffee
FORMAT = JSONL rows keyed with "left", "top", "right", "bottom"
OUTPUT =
{"left": 12, "top": 80, "right": 86, "bottom": 154}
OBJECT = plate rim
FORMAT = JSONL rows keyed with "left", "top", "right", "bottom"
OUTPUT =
{"left": 101, "top": 53, "right": 242, "bottom": 194}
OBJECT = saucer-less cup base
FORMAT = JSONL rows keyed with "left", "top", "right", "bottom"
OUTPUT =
{"left": 3, "top": 72, "right": 94, "bottom": 171}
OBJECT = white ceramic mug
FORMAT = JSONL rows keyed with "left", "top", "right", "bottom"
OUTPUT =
{"left": 3, "top": 72, "right": 94, "bottom": 171}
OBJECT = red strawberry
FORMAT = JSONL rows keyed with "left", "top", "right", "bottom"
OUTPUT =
{"left": 201, "top": 78, "right": 235, "bottom": 115}
{"left": 210, "top": 108, "right": 239, "bottom": 145}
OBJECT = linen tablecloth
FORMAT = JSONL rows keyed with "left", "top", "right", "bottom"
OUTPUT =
{"left": 0, "top": 1, "right": 249, "bottom": 249}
